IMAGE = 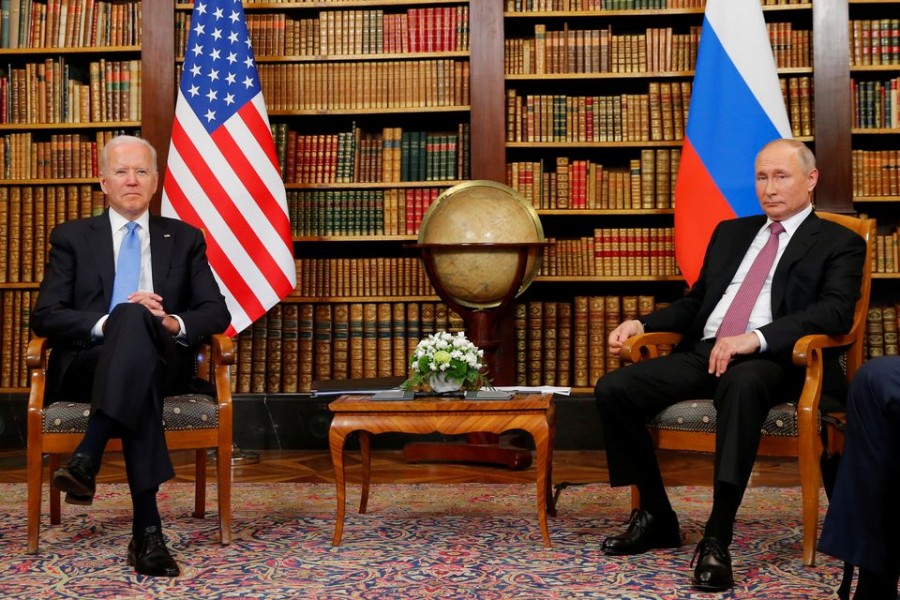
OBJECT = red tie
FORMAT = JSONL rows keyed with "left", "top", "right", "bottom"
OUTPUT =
{"left": 716, "top": 221, "right": 785, "bottom": 338}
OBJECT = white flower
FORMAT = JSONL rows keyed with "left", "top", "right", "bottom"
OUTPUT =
{"left": 403, "top": 330, "right": 487, "bottom": 391}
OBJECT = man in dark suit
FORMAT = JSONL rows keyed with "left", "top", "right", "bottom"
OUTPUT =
{"left": 819, "top": 356, "right": 900, "bottom": 600}
{"left": 594, "top": 138, "right": 866, "bottom": 591}
{"left": 31, "top": 135, "right": 231, "bottom": 577}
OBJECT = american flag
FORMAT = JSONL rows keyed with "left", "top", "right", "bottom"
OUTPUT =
{"left": 162, "top": 0, "right": 295, "bottom": 335}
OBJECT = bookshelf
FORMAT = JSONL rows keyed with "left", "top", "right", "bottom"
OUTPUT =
{"left": 170, "top": 0, "right": 476, "bottom": 393}
{"left": 501, "top": 1, "right": 818, "bottom": 391}
{"left": 0, "top": 0, "right": 146, "bottom": 392}
{"left": 0, "top": 0, "right": 893, "bottom": 397}
{"left": 847, "top": 0, "right": 900, "bottom": 359}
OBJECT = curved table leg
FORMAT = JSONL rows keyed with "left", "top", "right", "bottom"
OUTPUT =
{"left": 359, "top": 431, "right": 371, "bottom": 514}
{"left": 546, "top": 410, "right": 557, "bottom": 517}
{"left": 532, "top": 417, "right": 553, "bottom": 547}
{"left": 329, "top": 424, "right": 350, "bottom": 546}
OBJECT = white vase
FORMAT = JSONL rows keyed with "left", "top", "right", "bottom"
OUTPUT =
{"left": 428, "top": 372, "right": 464, "bottom": 393}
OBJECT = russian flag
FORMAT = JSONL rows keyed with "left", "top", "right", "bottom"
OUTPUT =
{"left": 674, "top": 0, "right": 792, "bottom": 286}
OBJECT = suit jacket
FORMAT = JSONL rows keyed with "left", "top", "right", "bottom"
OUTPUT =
{"left": 643, "top": 211, "right": 866, "bottom": 409}
{"left": 31, "top": 210, "right": 231, "bottom": 401}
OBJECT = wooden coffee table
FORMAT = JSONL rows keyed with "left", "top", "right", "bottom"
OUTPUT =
{"left": 328, "top": 392, "right": 557, "bottom": 546}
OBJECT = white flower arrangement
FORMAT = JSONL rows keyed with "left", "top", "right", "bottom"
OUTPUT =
{"left": 402, "top": 330, "right": 488, "bottom": 392}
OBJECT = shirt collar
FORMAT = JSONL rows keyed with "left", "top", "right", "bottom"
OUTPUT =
{"left": 108, "top": 208, "right": 150, "bottom": 232}
{"left": 767, "top": 203, "right": 812, "bottom": 237}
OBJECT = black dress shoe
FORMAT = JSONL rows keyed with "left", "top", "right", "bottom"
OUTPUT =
{"left": 692, "top": 537, "right": 734, "bottom": 591}
{"left": 602, "top": 508, "right": 681, "bottom": 555}
{"left": 52, "top": 453, "right": 95, "bottom": 505}
{"left": 127, "top": 526, "right": 180, "bottom": 577}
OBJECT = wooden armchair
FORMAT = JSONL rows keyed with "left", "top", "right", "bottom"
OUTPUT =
{"left": 25, "top": 334, "right": 235, "bottom": 554}
{"left": 619, "top": 212, "right": 874, "bottom": 567}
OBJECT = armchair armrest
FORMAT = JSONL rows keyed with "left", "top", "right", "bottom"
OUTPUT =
{"left": 210, "top": 334, "right": 235, "bottom": 366}
{"left": 792, "top": 332, "right": 856, "bottom": 369}
{"left": 208, "top": 335, "right": 234, "bottom": 429}
{"left": 26, "top": 337, "right": 50, "bottom": 414}
{"left": 620, "top": 332, "right": 684, "bottom": 364}
{"left": 792, "top": 332, "right": 856, "bottom": 418}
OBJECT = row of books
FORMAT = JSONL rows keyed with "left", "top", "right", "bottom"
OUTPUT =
{"left": 539, "top": 227, "right": 679, "bottom": 277}
{"left": 506, "top": 76, "right": 811, "bottom": 143}
{"left": 178, "top": 6, "right": 470, "bottom": 59}
{"left": 505, "top": 23, "right": 808, "bottom": 75}
{"left": 851, "top": 78, "right": 900, "bottom": 130}
{"left": 515, "top": 296, "right": 665, "bottom": 387}
{"left": 849, "top": 19, "right": 900, "bottom": 67}
{"left": 505, "top": 25, "right": 701, "bottom": 75}
{"left": 291, "top": 257, "right": 436, "bottom": 299}
{"left": 782, "top": 76, "right": 813, "bottom": 137}
{"left": 287, "top": 187, "right": 442, "bottom": 237}
{"left": 0, "top": 0, "right": 140, "bottom": 49}
{"left": 505, "top": 0, "right": 696, "bottom": 10}
{"left": 272, "top": 123, "right": 470, "bottom": 185}
{"left": 767, "top": 22, "right": 813, "bottom": 69}
{"left": 257, "top": 60, "right": 470, "bottom": 112}
{"left": 0, "top": 290, "right": 32, "bottom": 388}
{"left": 852, "top": 150, "right": 900, "bottom": 197}
{"left": 232, "top": 301, "right": 466, "bottom": 394}
{"left": 0, "top": 185, "right": 103, "bottom": 284}
{"left": 503, "top": 0, "right": 805, "bottom": 11}
{"left": 1, "top": 132, "right": 111, "bottom": 180}
{"left": 1, "top": 58, "right": 141, "bottom": 125}
{"left": 865, "top": 304, "right": 899, "bottom": 360}
{"left": 873, "top": 229, "right": 900, "bottom": 275}
{"left": 507, "top": 148, "right": 682, "bottom": 210}
{"left": 506, "top": 84, "right": 691, "bottom": 143}
{"left": 227, "top": 294, "right": 664, "bottom": 394}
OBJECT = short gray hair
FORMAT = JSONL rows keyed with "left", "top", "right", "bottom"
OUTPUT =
{"left": 757, "top": 138, "right": 816, "bottom": 173}
{"left": 99, "top": 135, "right": 158, "bottom": 174}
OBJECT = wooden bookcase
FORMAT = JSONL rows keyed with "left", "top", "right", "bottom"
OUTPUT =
{"left": 0, "top": 1, "right": 145, "bottom": 390}
{"left": 847, "top": 0, "right": 900, "bottom": 359}
{"left": 1, "top": 0, "right": 896, "bottom": 396}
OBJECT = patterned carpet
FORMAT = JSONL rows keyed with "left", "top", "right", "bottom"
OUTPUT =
{"left": 0, "top": 482, "right": 844, "bottom": 599}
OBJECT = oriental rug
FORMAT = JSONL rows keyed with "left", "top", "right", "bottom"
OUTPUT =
{"left": 0, "top": 483, "right": 844, "bottom": 599}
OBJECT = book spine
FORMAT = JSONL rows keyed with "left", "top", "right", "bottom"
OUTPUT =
{"left": 266, "top": 305, "right": 283, "bottom": 393}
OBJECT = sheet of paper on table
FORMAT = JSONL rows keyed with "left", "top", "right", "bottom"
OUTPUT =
{"left": 489, "top": 386, "right": 572, "bottom": 396}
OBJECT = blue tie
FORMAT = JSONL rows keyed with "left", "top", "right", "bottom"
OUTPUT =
{"left": 110, "top": 222, "right": 141, "bottom": 310}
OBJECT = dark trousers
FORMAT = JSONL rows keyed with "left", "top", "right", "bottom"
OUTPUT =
{"left": 595, "top": 342, "right": 799, "bottom": 499}
{"left": 60, "top": 304, "right": 183, "bottom": 494}
{"left": 819, "top": 356, "right": 900, "bottom": 577}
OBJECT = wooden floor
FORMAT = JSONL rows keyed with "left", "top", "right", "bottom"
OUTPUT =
{"left": 0, "top": 447, "right": 802, "bottom": 488}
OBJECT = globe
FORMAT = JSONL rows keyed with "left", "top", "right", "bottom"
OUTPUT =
{"left": 418, "top": 180, "right": 545, "bottom": 309}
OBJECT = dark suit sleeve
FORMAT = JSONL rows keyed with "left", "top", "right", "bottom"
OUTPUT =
{"left": 32, "top": 222, "right": 107, "bottom": 344}
{"left": 159, "top": 224, "right": 231, "bottom": 345}
{"left": 759, "top": 224, "right": 866, "bottom": 356}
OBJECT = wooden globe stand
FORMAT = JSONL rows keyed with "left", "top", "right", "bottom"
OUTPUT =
{"left": 403, "top": 241, "right": 547, "bottom": 469}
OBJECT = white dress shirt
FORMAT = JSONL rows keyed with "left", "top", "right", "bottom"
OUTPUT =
{"left": 702, "top": 204, "right": 813, "bottom": 351}
{"left": 92, "top": 210, "right": 185, "bottom": 340}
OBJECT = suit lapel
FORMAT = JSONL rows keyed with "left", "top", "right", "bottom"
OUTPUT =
{"left": 87, "top": 211, "right": 116, "bottom": 305}
{"left": 708, "top": 216, "right": 766, "bottom": 299}
{"left": 150, "top": 216, "right": 174, "bottom": 293}
{"left": 771, "top": 211, "right": 820, "bottom": 312}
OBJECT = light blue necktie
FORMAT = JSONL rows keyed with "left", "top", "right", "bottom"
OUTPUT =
{"left": 110, "top": 222, "right": 141, "bottom": 310}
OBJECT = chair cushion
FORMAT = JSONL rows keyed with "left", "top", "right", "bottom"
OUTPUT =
{"left": 647, "top": 400, "right": 816, "bottom": 437}
{"left": 43, "top": 394, "right": 219, "bottom": 433}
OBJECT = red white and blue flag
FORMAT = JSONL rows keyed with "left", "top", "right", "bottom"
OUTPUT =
{"left": 162, "top": 0, "right": 295, "bottom": 335}
{"left": 674, "top": 0, "right": 792, "bottom": 286}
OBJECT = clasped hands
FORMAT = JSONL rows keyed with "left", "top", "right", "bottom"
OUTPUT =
{"left": 123, "top": 291, "right": 180, "bottom": 335}
{"left": 608, "top": 319, "right": 761, "bottom": 377}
